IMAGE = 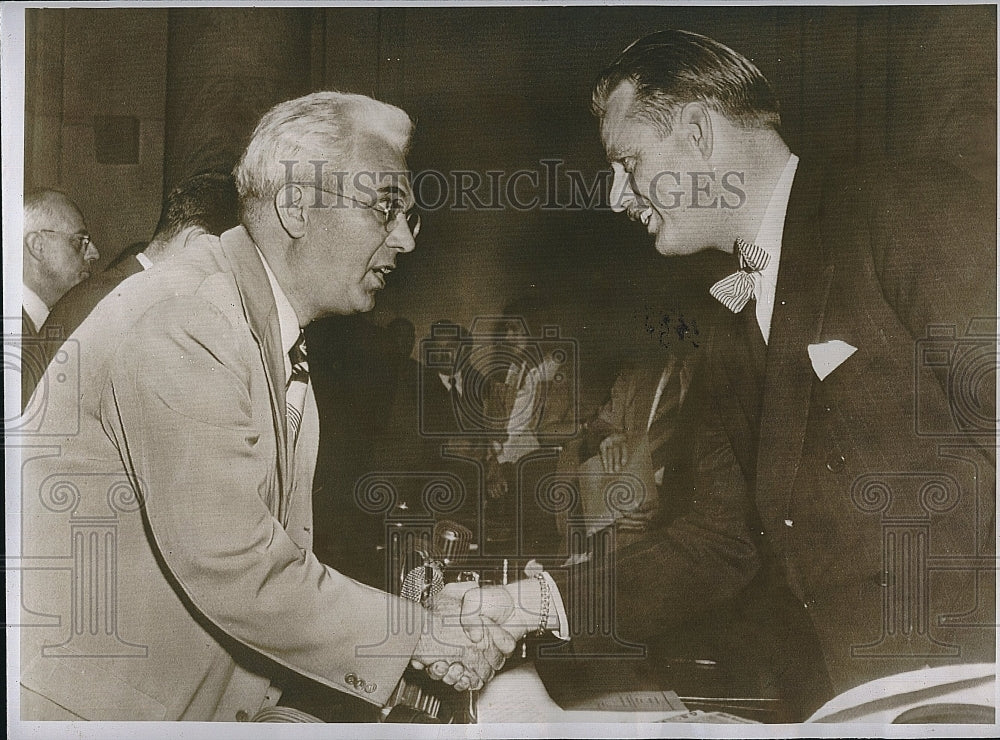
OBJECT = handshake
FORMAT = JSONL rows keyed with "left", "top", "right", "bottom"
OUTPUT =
{"left": 408, "top": 576, "right": 559, "bottom": 691}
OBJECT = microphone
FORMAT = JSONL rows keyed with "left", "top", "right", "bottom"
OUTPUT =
{"left": 433, "top": 520, "right": 473, "bottom": 566}
{"left": 390, "top": 519, "right": 478, "bottom": 723}
{"left": 400, "top": 520, "right": 474, "bottom": 606}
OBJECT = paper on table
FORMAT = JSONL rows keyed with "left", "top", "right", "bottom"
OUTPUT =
{"left": 477, "top": 663, "right": 687, "bottom": 723}
{"left": 659, "top": 710, "right": 761, "bottom": 723}
{"left": 567, "top": 689, "right": 686, "bottom": 712}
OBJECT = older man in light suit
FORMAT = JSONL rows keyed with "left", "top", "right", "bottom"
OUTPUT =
{"left": 18, "top": 92, "right": 509, "bottom": 722}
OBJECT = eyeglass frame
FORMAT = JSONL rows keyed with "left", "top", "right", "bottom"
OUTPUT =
{"left": 294, "top": 184, "right": 421, "bottom": 238}
{"left": 32, "top": 229, "right": 95, "bottom": 254}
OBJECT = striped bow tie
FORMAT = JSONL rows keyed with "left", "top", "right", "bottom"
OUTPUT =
{"left": 709, "top": 238, "right": 771, "bottom": 313}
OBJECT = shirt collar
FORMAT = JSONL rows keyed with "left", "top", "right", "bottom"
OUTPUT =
{"left": 22, "top": 285, "right": 49, "bottom": 330}
{"left": 750, "top": 153, "right": 799, "bottom": 344}
{"left": 135, "top": 252, "right": 154, "bottom": 270}
{"left": 754, "top": 152, "right": 799, "bottom": 257}
{"left": 439, "top": 370, "right": 463, "bottom": 394}
{"left": 254, "top": 248, "right": 301, "bottom": 376}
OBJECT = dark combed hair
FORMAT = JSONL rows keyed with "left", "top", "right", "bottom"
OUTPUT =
{"left": 153, "top": 171, "right": 240, "bottom": 241}
{"left": 592, "top": 29, "right": 781, "bottom": 133}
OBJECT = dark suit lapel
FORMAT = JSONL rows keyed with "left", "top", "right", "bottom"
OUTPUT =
{"left": 704, "top": 316, "right": 762, "bottom": 482}
{"left": 218, "top": 226, "right": 290, "bottom": 515}
{"left": 756, "top": 161, "right": 833, "bottom": 517}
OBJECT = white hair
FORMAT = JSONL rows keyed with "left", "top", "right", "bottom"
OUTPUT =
{"left": 23, "top": 189, "right": 77, "bottom": 233}
{"left": 233, "top": 91, "right": 414, "bottom": 206}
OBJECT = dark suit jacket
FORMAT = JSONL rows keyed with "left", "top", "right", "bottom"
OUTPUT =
{"left": 545, "top": 158, "right": 995, "bottom": 714}
{"left": 20, "top": 308, "right": 40, "bottom": 412}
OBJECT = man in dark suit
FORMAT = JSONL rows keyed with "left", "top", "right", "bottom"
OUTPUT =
{"left": 21, "top": 190, "right": 99, "bottom": 336}
{"left": 20, "top": 190, "right": 99, "bottom": 409}
{"left": 447, "top": 30, "right": 995, "bottom": 719}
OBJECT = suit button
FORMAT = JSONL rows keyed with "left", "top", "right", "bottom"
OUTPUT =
{"left": 235, "top": 710, "right": 249, "bottom": 722}
{"left": 826, "top": 453, "right": 846, "bottom": 473}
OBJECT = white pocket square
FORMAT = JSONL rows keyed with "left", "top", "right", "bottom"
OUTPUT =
{"left": 808, "top": 340, "right": 857, "bottom": 381}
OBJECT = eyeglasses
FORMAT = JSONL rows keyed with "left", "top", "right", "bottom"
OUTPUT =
{"left": 304, "top": 186, "right": 421, "bottom": 238}
{"left": 34, "top": 229, "right": 94, "bottom": 253}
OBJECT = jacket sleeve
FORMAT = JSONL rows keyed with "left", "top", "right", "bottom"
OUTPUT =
{"left": 863, "top": 160, "right": 995, "bottom": 347}
{"left": 548, "top": 386, "right": 760, "bottom": 654}
{"left": 102, "top": 294, "right": 421, "bottom": 706}
{"left": 853, "top": 159, "right": 996, "bottom": 438}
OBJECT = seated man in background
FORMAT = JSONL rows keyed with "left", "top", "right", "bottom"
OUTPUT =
{"left": 569, "top": 346, "right": 697, "bottom": 537}
{"left": 19, "top": 91, "right": 510, "bottom": 722}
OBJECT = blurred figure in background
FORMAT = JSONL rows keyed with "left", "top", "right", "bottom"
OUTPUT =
{"left": 22, "top": 189, "right": 99, "bottom": 336}
{"left": 41, "top": 171, "right": 239, "bottom": 343}
{"left": 21, "top": 189, "right": 99, "bottom": 409}
{"left": 24, "top": 172, "right": 239, "bottom": 406}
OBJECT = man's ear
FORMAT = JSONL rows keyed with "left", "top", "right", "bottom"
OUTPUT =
{"left": 179, "top": 226, "right": 209, "bottom": 251}
{"left": 274, "top": 183, "right": 309, "bottom": 239}
{"left": 23, "top": 232, "right": 45, "bottom": 261}
{"left": 680, "top": 102, "right": 714, "bottom": 160}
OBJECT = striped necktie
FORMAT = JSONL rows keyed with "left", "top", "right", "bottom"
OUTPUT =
{"left": 709, "top": 238, "right": 770, "bottom": 313}
{"left": 286, "top": 331, "right": 309, "bottom": 443}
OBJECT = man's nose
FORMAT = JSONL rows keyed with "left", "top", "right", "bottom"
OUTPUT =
{"left": 84, "top": 241, "right": 100, "bottom": 262}
{"left": 609, "top": 162, "right": 636, "bottom": 213}
{"left": 386, "top": 218, "right": 416, "bottom": 253}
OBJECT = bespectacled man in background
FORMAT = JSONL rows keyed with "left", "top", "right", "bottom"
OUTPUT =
{"left": 21, "top": 189, "right": 99, "bottom": 337}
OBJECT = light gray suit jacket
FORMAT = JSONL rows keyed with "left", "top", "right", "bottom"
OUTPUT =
{"left": 19, "top": 226, "right": 421, "bottom": 720}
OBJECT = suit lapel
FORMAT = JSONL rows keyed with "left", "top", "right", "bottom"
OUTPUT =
{"left": 22, "top": 308, "right": 39, "bottom": 337}
{"left": 218, "top": 226, "right": 290, "bottom": 516}
{"left": 755, "top": 161, "right": 833, "bottom": 517}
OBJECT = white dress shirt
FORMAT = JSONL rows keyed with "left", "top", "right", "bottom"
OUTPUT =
{"left": 135, "top": 251, "right": 154, "bottom": 270}
{"left": 22, "top": 285, "right": 49, "bottom": 332}
{"left": 255, "top": 248, "right": 300, "bottom": 380}
{"left": 438, "top": 370, "right": 463, "bottom": 396}
{"left": 750, "top": 153, "right": 799, "bottom": 344}
{"left": 497, "top": 356, "right": 561, "bottom": 464}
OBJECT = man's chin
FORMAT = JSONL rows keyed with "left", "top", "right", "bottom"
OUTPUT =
{"left": 356, "top": 291, "right": 377, "bottom": 313}
{"left": 653, "top": 234, "right": 711, "bottom": 258}
{"left": 653, "top": 233, "right": 682, "bottom": 257}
